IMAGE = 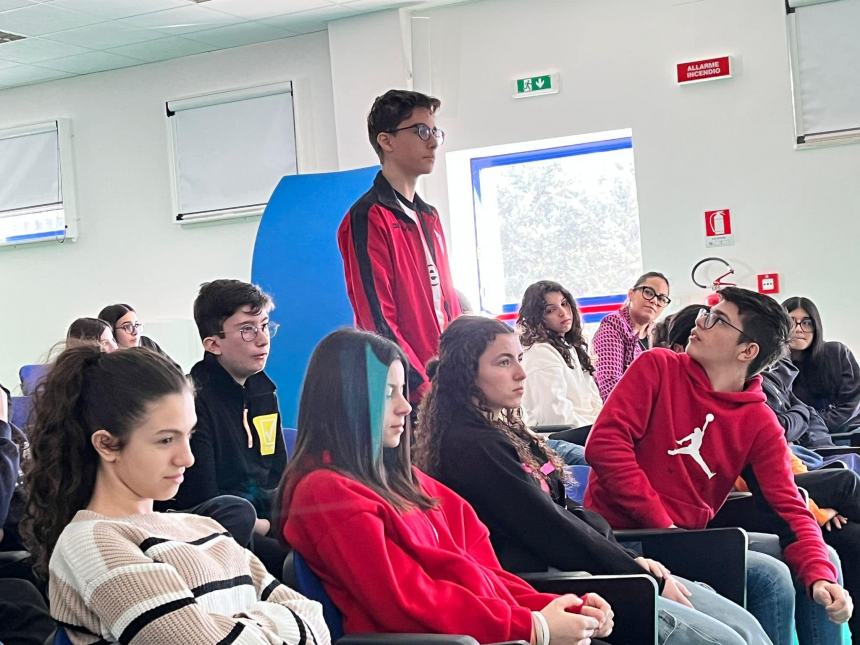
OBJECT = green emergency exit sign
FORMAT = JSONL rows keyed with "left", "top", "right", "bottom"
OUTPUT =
{"left": 514, "top": 73, "right": 559, "bottom": 98}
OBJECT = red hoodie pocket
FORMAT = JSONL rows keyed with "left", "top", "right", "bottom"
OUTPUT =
{"left": 656, "top": 489, "right": 714, "bottom": 528}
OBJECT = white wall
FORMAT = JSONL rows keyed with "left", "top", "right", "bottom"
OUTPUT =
{"left": 414, "top": 0, "right": 860, "bottom": 349}
{"left": 0, "top": 32, "right": 337, "bottom": 388}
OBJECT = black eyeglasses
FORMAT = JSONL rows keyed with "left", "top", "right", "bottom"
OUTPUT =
{"left": 116, "top": 322, "right": 143, "bottom": 334}
{"left": 633, "top": 285, "right": 671, "bottom": 307}
{"left": 215, "top": 321, "right": 280, "bottom": 343}
{"left": 791, "top": 318, "right": 815, "bottom": 333}
{"left": 387, "top": 123, "right": 445, "bottom": 144}
{"left": 697, "top": 308, "right": 756, "bottom": 343}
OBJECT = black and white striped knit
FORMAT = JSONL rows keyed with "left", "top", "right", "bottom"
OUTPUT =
{"left": 49, "top": 510, "right": 329, "bottom": 645}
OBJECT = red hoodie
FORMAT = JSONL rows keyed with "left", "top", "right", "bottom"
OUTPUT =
{"left": 584, "top": 348, "right": 838, "bottom": 590}
{"left": 283, "top": 468, "right": 564, "bottom": 643}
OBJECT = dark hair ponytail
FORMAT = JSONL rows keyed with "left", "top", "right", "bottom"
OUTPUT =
{"left": 22, "top": 346, "right": 190, "bottom": 578}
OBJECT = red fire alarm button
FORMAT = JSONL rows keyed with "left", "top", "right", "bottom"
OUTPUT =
{"left": 757, "top": 274, "right": 780, "bottom": 295}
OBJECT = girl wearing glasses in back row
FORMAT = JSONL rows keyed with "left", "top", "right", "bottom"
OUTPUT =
{"left": 782, "top": 296, "right": 860, "bottom": 434}
{"left": 99, "top": 303, "right": 179, "bottom": 367}
{"left": 592, "top": 272, "right": 671, "bottom": 401}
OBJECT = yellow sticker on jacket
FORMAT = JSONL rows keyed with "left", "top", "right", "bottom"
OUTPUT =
{"left": 252, "top": 414, "right": 279, "bottom": 456}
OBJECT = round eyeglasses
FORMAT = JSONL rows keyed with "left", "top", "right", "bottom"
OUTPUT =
{"left": 116, "top": 322, "right": 143, "bottom": 335}
{"left": 633, "top": 285, "right": 671, "bottom": 307}
{"left": 697, "top": 308, "right": 756, "bottom": 343}
{"left": 791, "top": 318, "right": 815, "bottom": 333}
{"left": 216, "top": 321, "right": 280, "bottom": 343}
{"left": 387, "top": 123, "right": 445, "bottom": 144}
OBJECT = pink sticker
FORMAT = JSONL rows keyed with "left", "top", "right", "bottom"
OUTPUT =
{"left": 540, "top": 461, "right": 555, "bottom": 476}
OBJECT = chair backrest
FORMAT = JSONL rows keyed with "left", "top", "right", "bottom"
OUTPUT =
{"left": 563, "top": 464, "right": 592, "bottom": 504}
{"left": 10, "top": 395, "right": 33, "bottom": 429}
{"left": 52, "top": 627, "right": 72, "bottom": 644}
{"left": 19, "top": 363, "right": 49, "bottom": 396}
{"left": 293, "top": 551, "right": 344, "bottom": 640}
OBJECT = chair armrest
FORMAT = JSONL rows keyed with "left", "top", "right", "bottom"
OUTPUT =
{"left": 816, "top": 446, "right": 860, "bottom": 457}
{"left": 615, "top": 527, "right": 748, "bottom": 608}
{"left": 520, "top": 572, "right": 658, "bottom": 645}
{"left": 828, "top": 430, "right": 860, "bottom": 447}
{"left": 532, "top": 425, "right": 576, "bottom": 434}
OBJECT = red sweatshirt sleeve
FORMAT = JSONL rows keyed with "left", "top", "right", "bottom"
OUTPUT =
{"left": 585, "top": 352, "right": 675, "bottom": 528}
{"left": 339, "top": 206, "right": 430, "bottom": 396}
{"left": 745, "top": 424, "right": 839, "bottom": 590}
{"left": 285, "top": 473, "right": 537, "bottom": 642}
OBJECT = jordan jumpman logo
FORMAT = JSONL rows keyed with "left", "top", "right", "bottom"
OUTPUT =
{"left": 667, "top": 413, "right": 717, "bottom": 479}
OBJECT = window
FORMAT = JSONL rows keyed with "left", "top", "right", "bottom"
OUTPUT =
{"left": 787, "top": 0, "right": 860, "bottom": 146}
{"left": 0, "top": 120, "right": 77, "bottom": 246}
{"left": 447, "top": 129, "right": 643, "bottom": 326}
{"left": 166, "top": 81, "right": 298, "bottom": 223}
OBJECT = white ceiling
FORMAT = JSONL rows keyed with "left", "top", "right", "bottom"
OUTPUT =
{"left": 0, "top": 0, "right": 438, "bottom": 90}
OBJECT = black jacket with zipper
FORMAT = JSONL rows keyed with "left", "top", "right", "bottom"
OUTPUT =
{"left": 163, "top": 352, "right": 286, "bottom": 517}
{"left": 762, "top": 358, "right": 833, "bottom": 449}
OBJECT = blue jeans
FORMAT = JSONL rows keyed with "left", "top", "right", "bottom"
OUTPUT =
{"left": 546, "top": 439, "right": 587, "bottom": 465}
{"left": 747, "top": 532, "right": 844, "bottom": 645}
{"left": 659, "top": 576, "right": 772, "bottom": 644}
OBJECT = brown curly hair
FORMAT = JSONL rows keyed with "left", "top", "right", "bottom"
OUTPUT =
{"left": 21, "top": 345, "right": 190, "bottom": 578}
{"left": 413, "top": 316, "right": 566, "bottom": 487}
{"left": 517, "top": 280, "right": 594, "bottom": 374}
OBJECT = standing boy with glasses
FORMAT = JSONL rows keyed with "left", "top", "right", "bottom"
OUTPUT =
{"left": 584, "top": 287, "right": 853, "bottom": 643}
{"left": 338, "top": 89, "right": 461, "bottom": 403}
{"left": 164, "top": 279, "right": 287, "bottom": 573}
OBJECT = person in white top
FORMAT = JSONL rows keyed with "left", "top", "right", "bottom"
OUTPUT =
{"left": 517, "top": 280, "right": 603, "bottom": 430}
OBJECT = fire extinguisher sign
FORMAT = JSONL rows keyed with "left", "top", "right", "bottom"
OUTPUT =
{"left": 704, "top": 209, "right": 735, "bottom": 248}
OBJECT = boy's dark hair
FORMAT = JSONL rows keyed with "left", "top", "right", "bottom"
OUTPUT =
{"left": 193, "top": 279, "right": 273, "bottom": 340}
{"left": 719, "top": 287, "right": 791, "bottom": 377}
{"left": 667, "top": 304, "right": 706, "bottom": 350}
{"left": 367, "top": 89, "right": 441, "bottom": 160}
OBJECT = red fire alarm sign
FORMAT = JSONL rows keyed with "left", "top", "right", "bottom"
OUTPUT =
{"left": 677, "top": 56, "right": 732, "bottom": 84}
{"left": 757, "top": 274, "right": 780, "bottom": 295}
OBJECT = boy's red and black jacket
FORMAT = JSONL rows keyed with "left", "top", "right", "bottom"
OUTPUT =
{"left": 337, "top": 171, "right": 461, "bottom": 399}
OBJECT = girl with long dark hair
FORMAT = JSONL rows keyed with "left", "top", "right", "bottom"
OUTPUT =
{"left": 22, "top": 346, "right": 326, "bottom": 644}
{"left": 517, "top": 281, "right": 602, "bottom": 429}
{"left": 276, "top": 328, "right": 613, "bottom": 645}
{"left": 782, "top": 296, "right": 860, "bottom": 432}
{"left": 413, "top": 315, "right": 771, "bottom": 645}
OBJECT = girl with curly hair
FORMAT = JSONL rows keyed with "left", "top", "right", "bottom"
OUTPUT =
{"left": 517, "top": 281, "right": 602, "bottom": 430}
{"left": 413, "top": 315, "right": 770, "bottom": 645}
{"left": 277, "top": 328, "right": 613, "bottom": 645}
{"left": 22, "top": 345, "right": 326, "bottom": 645}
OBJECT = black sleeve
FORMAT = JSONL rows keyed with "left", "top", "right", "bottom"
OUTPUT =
{"left": 775, "top": 395, "right": 812, "bottom": 444}
{"left": 820, "top": 344, "right": 860, "bottom": 431}
{"left": 170, "top": 400, "right": 220, "bottom": 510}
{"left": 441, "top": 429, "right": 645, "bottom": 578}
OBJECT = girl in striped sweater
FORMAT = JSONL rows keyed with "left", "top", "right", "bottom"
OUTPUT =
{"left": 22, "top": 345, "right": 328, "bottom": 645}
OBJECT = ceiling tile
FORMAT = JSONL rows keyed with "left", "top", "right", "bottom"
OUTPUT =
{"left": 107, "top": 35, "right": 217, "bottom": 62}
{"left": 0, "top": 0, "right": 35, "bottom": 12}
{"left": 205, "top": 0, "right": 336, "bottom": 20}
{"left": 46, "top": 21, "right": 168, "bottom": 48}
{"left": 0, "top": 3, "right": 104, "bottom": 36}
{"left": 340, "top": 0, "right": 418, "bottom": 8}
{"left": 183, "top": 20, "right": 290, "bottom": 48}
{"left": 261, "top": 4, "right": 364, "bottom": 33}
{"left": 50, "top": 0, "right": 190, "bottom": 20}
{"left": 119, "top": 4, "right": 241, "bottom": 35}
{"left": 0, "top": 36, "right": 90, "bottom": 63}
{"left": 0, "top": 63, "right": 73, "bottom": 87}
{"left": 38, "top": 49, "right": 142, "bottom": 73}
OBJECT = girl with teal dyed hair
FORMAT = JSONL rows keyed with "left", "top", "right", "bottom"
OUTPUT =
{"left": 276, "top": 328, "right": 614, "bottom": 645}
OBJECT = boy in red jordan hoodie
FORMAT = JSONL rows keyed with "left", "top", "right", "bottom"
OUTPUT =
{"left": 584, "top": 287, "right": 852, "bottom": 644}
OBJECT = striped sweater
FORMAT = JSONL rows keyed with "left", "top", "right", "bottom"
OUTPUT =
{"left": 49, "top": 510, "right": 329, "bottom": 645}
